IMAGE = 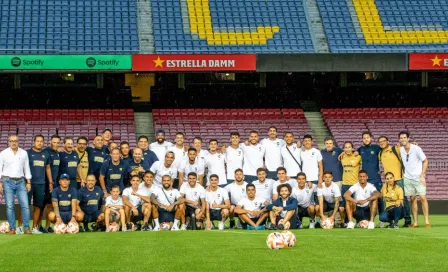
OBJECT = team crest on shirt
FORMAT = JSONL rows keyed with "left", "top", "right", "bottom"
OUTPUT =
{"left": 370, "top": 151, "right": 374, "bottom": 154}
{"left": 42, "top": 154, "right": 45, "bottom": 158}
{"left": 306, "top": 190, "right": 309, "bottom": 194}
{"left": 258, "top": 147, "right": 262, "bottom": 152}
{"left": 120, "top": 168, "right": 123, "bottom": 171}
{"left": 276, "top": 142, "right": 280, "bottom": 147}
{"left": 169, "top": 193, "right": 172, "bottom": 197}
{"left": 165, "top": 146, "right": 168, "bottom": 150}
{"left": 255, "top": 202, "right": 258, "bottom": 206}
{"left": 74, "top": 156, "right": 77, "bottom": 158}
{"left": 238, "top": 151, "right": 242, "bottom": 156}
{"left": 217, "top": 194, "right": 221, "bottom": 198}
{"left": 96, "top": 193, "right": 99, "bottom": 196}
{"left": 169, "top": 171, "right": 173, "bottom": 175}
{"left": 68, "top": 194, "right": 71, "bottom": 198}
{"left": 332, "top": 151, "right": 336, "bottom": 156}
{"left": 312, "top": 152, "right": 315, "bottom": 156}
{"left": 265, "top": 184, "right": 268, "bottom": 188}
{"left": 194, "top": 192, "right": 197, "bottom": 196}
{"left": 194, "top": 167, "right": 197, "bottom": 171}
{"left": 218, "top": 155, "right": 221, "bottom": 159}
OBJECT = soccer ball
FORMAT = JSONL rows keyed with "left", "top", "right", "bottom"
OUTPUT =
{"left": 54, "top": 223, "right": 67, "bottom": 234}
{"left": 358, "top": 220, "right": 369, "bottom": 229}
{"left": 109, "top": 222, "right": 120, "bottom": 232}
{"left": 278, "top": 219, "right": 291, "bottom": 230}
{"left": 322, "top": 218, "right": 334, "bottom": 230}
{"left": 160, "top": 222, "right": 171, "bottom": 231}
{"left": 266, "top": 232, "right": 285, "bottom": 250}
{"left": 66, "top": 222, "right": 79, "bottom": 234}
{"left": 281, "top": 230, "right": 296, "bottom": 247}
{"left": 0, "top": 222, "right": 10, "bottom": 233}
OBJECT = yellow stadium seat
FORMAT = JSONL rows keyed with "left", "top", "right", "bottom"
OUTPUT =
{"left": 259, "top": 38, "right": 267, "bottom": 44}
{"left": 272, "top": 26, "right": 280, "bottom": 32}
{"left": 214, "top": 39, "right": 222, "bottom": 45}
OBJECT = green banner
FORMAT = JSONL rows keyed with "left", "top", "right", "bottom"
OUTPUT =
{"left": 0, "top": 55, "right": 132, "bottom": 70}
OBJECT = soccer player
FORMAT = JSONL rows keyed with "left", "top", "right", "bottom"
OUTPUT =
{"left": 178, "top": 148, "right": 205, "bottom": 188}
{"left": 87, "top": 135, "right": 106, "bottom": 183}
{"left": 260, "top": 127, "right": 285, "bottom": 179}
{"left": 204, "top": 139, "right": 227, "bottom": 187}
{"left": 252, "top": 168, "right": 275, "bottom": 204}
{"left": 272, "top": 167, "right": 298, "bottom": 200}
{"left": 344, "top": 170, "right": 381, "bottom": 229}
{"left": 168, "top": 132, "right": 188, "bottom": 168}
{"left": 192, "top": 136, "right": 209, "bottom": 164}
{"left": 380, "top": 172, "right": 404, "bottom": 229}
{"left": 267, "top": 184, "right": 300, "bottom": 230}
{"left": 136, "top": 135, "right": 158, "bottom": 168}
{"left": 300, "top": 135, "right": 323, "bottom": 186}
{"left": 340, "top": 141, "right": 362, "bottom": 225}
{"left": 150, "top": 151, "right": 178, "bottom": 188}
{"left": 235, "top": 184, "right": 269, "bottom": 230}
{"left": 105, "top": 142, "right": 118, "bottom": 161}
{"left": 225, "top": 169, "right": 248, "bottom": 229}
{"left": 151, "top": 175, "right": 185, "bottom": 231}
{"left": 120, "top": 141, "right": 133, "bottom": 164}
{"left": 58, "top": 137, "right": 82, "bottom": 190}
{"left": 291, "top": 172, "right": 317, "bottom": 228}
{"left": 280, "top": 132, "right": 302, "bottom": 179}
{"left": 224, "top": 132, "right": 243, "bottom": 184}
{"left": 378, "top": 136, "right": 412, "bottom": 227}
{"left": 150, "top": 129, "right": 174, "bottom": 161}
{"left": 123, "top": 175, "right": 151, "bottom": 231}
{"left": 138, "top": 171, "right": 156, "bottom": 230}
{"left": 104, "top": 185, "right": 127, "bottom": 232}
{"left": 75, "top": 136, "right": 89, "bottom": 188}
{"left": 27, "top": 135, "right": 51, "bottom": 234}
{"left": 180, "top": 172, "right": 206, "bottom": 230}
{"left": 101, "top": 128, "right": 113, "bottom": 154}
{"left": 48, "top": 174, "right": 84, "bottom": 226}
{"left": 128, "top": 147, "right": 151, "bottom": 180}
{"left": 315, "top": 171, "right": 342, "bottom": 225}
{"left": 205, "top": 175, "right": 230, "bottom": 231}
{"left": 77, "top": 174, "right": 104, "bottom": 232}
{"left": 99, "top": 148, "right": 132, "bottom": 194}
{"left": 241, "top": 131, "right": 266, "bottom": 183}
{"left": 320, "top": 137, "right": 343, "bottom": 189}
{"left": 399, "top": 131, "right": 430, "bottom": 228}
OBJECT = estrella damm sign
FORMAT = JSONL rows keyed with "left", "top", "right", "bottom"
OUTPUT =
{"left": 0, "top": 55, "right": 132, "bottom": 70}
{"left": 409, "top": 54, "right": 448, "bottom": 70}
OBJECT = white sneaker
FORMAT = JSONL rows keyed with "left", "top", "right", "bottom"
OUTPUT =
{"left": 148, "top": 225, "right": 153, "bottom": 231}
{"left": 378, "top": 222, "right": 385, "bottom": 228}
{"left": 153, "top": 225, "right": 160, "bottom": 231}
{"left": 16, "top": 226, "right": 24, "bottom": 234}
{"left": 171, "top": 225, "right": 180, "bottom": 231}
{"left": 32, "top": 227, "right": 43, "bottom": 234}
{"left": 218, "top": 221, "right": 225, "bottom": 230}
{"left": 106, "top": 228, "right": 110, "bottom": 233}
{"left": 368, "top": 221, "right": 375, "bottom": 229}
{"left": 180, "top": 224, "right": 187, "bottom": 231}
{"left": 121, "top": 227, "right": 127, "bottom": 232}
{"left": 309, "top": 222, "right": 315, "bottom": 229}
{"left": 347, "top": 221, "right": 355, "bottom": 229}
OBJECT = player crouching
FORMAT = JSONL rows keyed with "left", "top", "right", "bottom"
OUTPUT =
{"left": 234, "top": 184, "right": 269, "bottom": 230}
{"left": 315, "top": 171, "right": 342, "bottom": 227}
{"left": 180, "top": 172, "right": 206, "bottom": 230}
{"left": 104, "top": 185, "right": 127, "bottom": 232}
{"left": 123, "top": 175, "right": 152, "bottom": 231}
{"left": 267, "top": 184, "right": 300, "bottom": 230}
{"left": 77, "top": 174, "right": 105, "bottom": 232}
{"left": 205, "top": 175, "right": 230, "bottom": 230}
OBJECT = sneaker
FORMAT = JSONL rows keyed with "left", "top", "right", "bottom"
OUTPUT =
{"left": 218, "top": 221, "right": 225, "bottom": 231}
{"left": 368, "top": 221, "right": 375, "bottom": 230}
{"left": 378, "top": 222, "right": 385, "bottom": 228}
{"left": 148, "top": 225, "right": 153, "bottom": 231}
{"left": 339, "top": 223, "right": 347, "bottom": 228}
{"left": 171, "top": 225, "right": 180, "bottom": 231}
{"left": 105, "top": 228, "right": 110, "bottom": 233}
{"left": 180, "top": 224, "right": 187, "bottom": 231}
{"left": 402, "top": 221, "right": 412, "bottom": 228}
{"left": 141, "top": 223, "right": 150, "bottom": 231}
{"left": 255, "top": 225, "right": 265, "bottom": 230}
{"left": 347, "top": 221, "right": 355, "bottom": 229}
{"left": 229, "top": 220, "right": 235, "bottom": 229}
{"left": 387, "top": 223, "right": 399, "bottom": 229}
{"left": 39, "top": 226, "right": 48, "bottom": 234}
{"left": 309, "top": 221, "right": 315, "bottom": 229}
{"left": 32, "top": 227, "right": 43, "bottom": 234}
{"left": 47, "top": 226, "right": 54, "bottom": 233}
{"left": 277, "top": 224, "right": 284, "bottom": 230}
{"left": 314, "top": 222, "right": 321, "bottom": 228}
{"left": 78, "top": 227, "right": 85, "bottom": 233}
{"left": 247, "top": 225, "right": 255, "bottom": 230}
{"left": 153, "top": 225, "right": 160, "bottom": 231}
{"left": 91, "top": 223, "right": 99, "bottom": 232}
{"left": 121, "top": 227, "right": 128, "bottom": 232}
{"left": 16, "top": 226, "right": 24, "bottom": 235}
{"left": 299, "top": 224, "right": 304, "bottom": 229}
{"left": 268, "top": 223, "right": 277, "bottom": 230}
{"left": 134, "top": 224, "right": 141, "bottom": 231}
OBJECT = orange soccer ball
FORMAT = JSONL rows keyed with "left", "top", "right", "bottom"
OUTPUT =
{"left": 322, "top": 218, "right": 334, "bottom": 230}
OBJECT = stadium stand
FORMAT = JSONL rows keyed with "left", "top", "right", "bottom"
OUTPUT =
{"left": 322, "top": 108, "right": 448, "bottom": 200}
{"left": 0, "top": 0, "right": 139, "bottom": 53}
{"left": 153, "top": 108, "right": 312, "bottom": 143}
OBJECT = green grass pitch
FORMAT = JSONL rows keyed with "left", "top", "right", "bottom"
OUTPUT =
{"left": 0, "top": 215, "right": 447, "bottom": 271}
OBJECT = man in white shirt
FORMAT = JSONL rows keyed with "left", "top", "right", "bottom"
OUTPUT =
{"left": 315, "top": 171, "right": 342, "bottom": 226}
{"left": 300, "top": 135, "right": 323, "bottom": 186}
{"left": 281, "top": 132, "right": 302, "bottom": 178}
{"left": 179, "top": 172, "right": 206, "bottom": 230}
{"left": 150, "top": 175, "right": 185, "bottom": 231}
{"left": 252, "top": 168, "right": 275, "bottom": 204}
{"left": 122, "top": 175, "right": 151, "bottom": 231}
{"left": 0, "top": 135, "right": 32, "bottom": 235}
{"left": 225, "top": 132, "right": 244, "bottom": 184}
{"left": 150, "top": 129, "right": 174, "bottom": 161}
{"left": 241, "top": 131, "right": 266, "bottom": 183}
{"left": 399, "top": 131, "right": 430, "bottom": 228}
{"left": 225, "top": 169, "right": 248, "bottom": 229}
{"left": 260, "top": 127, "right": 285, "bottom": 179}
{"left": 343, "top": 170, "right": 381, "bottom": 229}
{"left": 235, "top": 184, "right": 269, "bottom": 230}
{"left": 192, "top": 137, "right": 209, "bottom": 185}
{"left": 138, "top": 171, "right": 156, "bottom": 231}
{"left": 178, "top": 148, "right": 205, "bottom": 187}
{"left": 168, "top": 132, "right": 188, "bottom": 168}
{"left": 205, "top": 175, "right": 230, "bottom": 230}
{"left": 272, "top": 167, "right": 298, "bottom": 200}
{"left": 204, "top": 139, "right": 227, "bottom": 187}
{"left": 291, "top": 172, "right": 317, "bottom": 228}
{"left": 149, "top": 151, "right": 178, "bottom": 187}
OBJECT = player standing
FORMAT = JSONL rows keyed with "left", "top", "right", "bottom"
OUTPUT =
{"left": 150, "top": 129, "right": 173, "bottom": 161}
{"left": 224, "top": 132, "right": 244, "bottom": 184}
{"left": 241, "top": 131, "right": 266, "bottom": 184}
{"left": 204, "top": 139, "right": 227, "bottom": 187}
{"left": 75, "top": 136, "right": 89, "bottom": 188}
{"left": 136, "top": 135, "right": 159, "bottom": 168}
{"left": 87, "top": 135, "right": 106, "bottom": 183}
{"left": 260, "top": 127, "right": 285, "bottom": 179}
{"left": 300, "top": 135, "right": 323, "bottom": 186}
{"left": 99, "top": 148, "right": 132, "bottom": 194}
{"left": 59, "top": 137, "right": 82, "bottom": 190}
{"left": 280, "top": 132, "right": 302, "bottom": 179}
{"left": 119, "top": 141, "right": 133, "bottom": 164}
{"left": 128, "top": 147, "right": 151, "bottom": 180}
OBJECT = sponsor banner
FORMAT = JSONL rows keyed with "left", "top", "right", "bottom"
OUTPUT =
{"left": 132, "top": 54, "right": 256, "bottom": 71}
{"left": 0, "top": 55, "right": 132, "bottom": 70}
{"left": 409, "top": 53, "right": 448, "bottom": 70}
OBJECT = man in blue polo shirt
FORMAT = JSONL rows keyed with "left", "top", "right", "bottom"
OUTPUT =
{"left": 135, "top": 135, "right": 158, "bottom": 168}
{"left": 77, "top": 174, "right": 104, "bottom": 232}
{"left": 320, "top": 137, "right": 343, "bottom": 188}
{"left": 87, "top": 135, "right": 106, "bottom": 183}
{"left": 99, "top": 148, "right": 132, "bottom": 194}
{"left": 59, "top": 137, "right": 82, "bottom": 190}
{"left": 101, "top": 128, "right": 113, "bottom": 155}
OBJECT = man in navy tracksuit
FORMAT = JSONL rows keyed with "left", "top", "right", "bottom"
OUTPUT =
{"left": 267, "top": 183, "right": 300, "bottom": 230}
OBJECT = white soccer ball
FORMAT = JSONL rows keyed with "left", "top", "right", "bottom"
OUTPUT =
{"left": 0, "top": 222, "right": 10, "bottom": 233}
{"left": 281, "top": 230, "right": 296, "bottom": 247}
{"left": 358, "top": 220, "right": 369, "bottom": 229}
{"left": 160, "top": 222, "right": 171, "bottom": 231}
{"left": 54, "top": 223, "right": 67, "bottom": 234}
{"left": 322, "top": 218, "right": 334, "bottom": 230}
{"left": 66, "top": 222, "right": 79, "bottom": 234}
{"left": 266, "top": 232, "right": 285, "bottom": 250}
{"left": 109, "top": 222, "right": 120, "bottom": 232}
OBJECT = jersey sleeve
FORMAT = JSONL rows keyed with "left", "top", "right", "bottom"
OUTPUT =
{"left": 122, "top": 188, "right": 131, "bottom": 197}
{"left": 99, "top": 161, "right": 108, "bottom": 176}
{"left": 333, "top": 185, "right": 342, "bottom": 198}
{"left": 105, "top": 196, "right": 112, "bottom": 205}
{"left": 316, "top": 188, "right": 323, "bottom": 196}
{"left": 370, "top": 184, "right": 377, "bottom": 192}
{"left": 175, "top": 190, "right": 182, "bottom": 200}
{"left": 397, "top": 187, "right": 404, "bottom": 201}
{"left": 316, "top": 149, "right": 323, "bottom": 162}
{"left": 117, "top": 197, "right": 124, "bottom": 206}
{"left": 225, "top": 184, "right": 231, "bottom": 193}
{"left": 149, "top": 161, "right": 159, "bottom": 173}
{"left": 178, "top": 161, "right": 186, "bottom": 173}
{"left": 77, "top": 189, "right": 83, "bottom": 201}
{"left": 99, "top": 190, "right": 104, "bottom": 206}
{"left": 197, "top": 162, "right": 205, "bottom": 175}
{"left": 416, "top": 146, "right": 427, "bottom": 161}
{"left": 71, "top": 188, "right": 78, "bottom": 199}
{"left": 237, "top": 198, "right": 245, "bottom": 207}
{"left": 222, "top": 189, "right": 229, "bottom": 200}
{"left": 179, "top": 184, "right": 186, "bottom": 195}
{"left": 348, "top": 184, "right": 357, "bottom": 194}
{"left": 51, "top": 189, "right": 58, "bottom": 203}
{"left": 199, "top": 187, "right": 206, "bottom": 199}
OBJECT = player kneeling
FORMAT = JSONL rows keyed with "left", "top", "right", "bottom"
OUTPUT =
{"left": 205, "top": 175, "right": 230, "bottom": 230}
{"left": 123, "top": 175, "right": 152, "bottom": 231}
{"left": 343, "top": 170, "right": 381, "bottom": 229}
{"left": 150, "top": 175, "right": 185, "bottom": 231}
{"left": 291, "top": 172, "right": 317, "bottom": 228}
{"left": 48, "top": 174, "right": 84, "bottom": 228}
{"left": 180, "top": 172, "right": 206, "bottom": 230}
{"left": 104, "top": 185, "right": 127, "bottom": 232}
{"left": 77, "top": 174, "right": 105, "bottom": 232}
{"left": 234, "top": 184, "right": 269, "bottom": 230}
{"left": 267, "top": 184, "right": 300, "bottom": 230}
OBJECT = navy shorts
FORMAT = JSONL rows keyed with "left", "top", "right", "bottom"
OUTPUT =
{"left": 354, "top": 205, "right": 371, "bottom": 222}
{"left": 210, "top": 209, "right": 222, "bottom": 221}
{"left": 185, "top": 205, "right": 199, "bottom": 217}
{"left": 60, "top": 211, "right": 72, "bottom": 224}
{"left": 83, "top": 210, "right": 102, "bottom": 223}
{"left": 340, "top": 184, "right": 351, "bottom": 206}
{"left": 323, "top": 201, "right": 336, "bottom": 213}
{"left": 131, "top": 206, "right": 144, "bottom": 222}
{"left": 297, "top": 206, "right": 311, "bottom": 218}
{"left": 28, "top": 184, "right": 45, "bottom": 208}
{"left": 158, "top": 207, "right": 175, "bottom": 223}
{"left": 44, "top": 182, "right": 53, "bottom": 205}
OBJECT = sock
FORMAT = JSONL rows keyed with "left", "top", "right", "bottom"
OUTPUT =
{"left": 310, "top": 219, "right": 314, "bottom": 223}
{"left": 154, "top": 218, "right": 160, "bottom": 226}
{"left": 173, "top": 219, "right": 179, "bottom": 227}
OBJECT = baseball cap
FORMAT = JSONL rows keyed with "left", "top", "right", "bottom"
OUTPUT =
{"left": 155, "top": 129, "right": 166, "bottom": 135}
{"left": 60, "top": 173, "right": 70, "bottom": 180}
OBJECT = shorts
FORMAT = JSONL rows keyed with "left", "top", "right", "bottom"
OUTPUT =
{"left": 340, "top": 184, "right": 351, "bottom": 206}
{"left": 44, "top": 181, "right": 53, "bottom": 205}
{"left": 297, "top": 206, "right": 311, "bottom": 218}
{"left": 60, "top": 211, "right": 72, "bottom": 224}
{"left": 28, "top": 184, "right": 45, "bottom": 208}
{"left": 83, "top": 210, "right": 102, "bottom": 223}
{"left": 131, "top": 206, "right": 143, "bottom": 222}
{"left": 209, "top": 209, "right": 222, "bottom": 221}
{"left": 185, "top": 205, "right": 200, "bottom": 217}
{"left": 158, "top": 207, "right": 175, "bottom": 223}
{"left": 322, "top": 201, "right": 336, "bottom": 213}
{"left": 404, "top": 177, "right": 426, "bottom": 197}
{"left": 354, "top": 205, "right": 371, "bottom": 222}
